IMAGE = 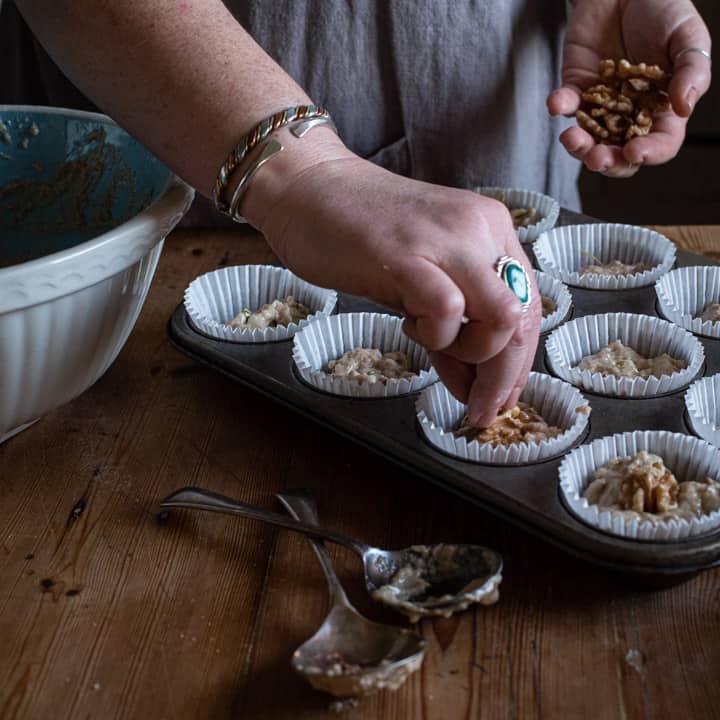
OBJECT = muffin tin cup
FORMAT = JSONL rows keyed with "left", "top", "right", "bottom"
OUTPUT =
{"left": 536, "top": 271, "right": 573, "bottom": 334}
{"left": 546, "top": 312, "right": 704, "bottom": 398}
{"left": 533, "top": 223, "right": 676, "bottom": 290}
{"left": 416, "top": 372, "right": 590, "bottom": 465}
{"left": 656, "top": 265, "right": 720, "bottom": 339}
{"left": 472, "top": 186, "right": 560, "bottom": 244}
{"left": 685, "top": 375, "right": 720, "bottom": 447}
{"left": 184, "top": 265, "right": 337, "bottom": 343}
{"left": 292, "top": 312, "right": 437, "bottom": 398}
{"left": 559, "top": 430, "right": 720, "bottom": 541}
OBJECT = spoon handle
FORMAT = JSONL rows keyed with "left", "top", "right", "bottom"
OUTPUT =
{"left": 275, "top": 488, "right": 352, "bottom": 608}
{"left": 159, "top": 486, "right": 369, "bottom": 556}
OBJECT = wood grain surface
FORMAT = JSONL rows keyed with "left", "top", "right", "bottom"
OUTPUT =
{"left": 1, "top": 226, "right": 719, "bottom": 720}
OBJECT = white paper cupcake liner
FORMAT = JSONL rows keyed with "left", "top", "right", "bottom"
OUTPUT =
{"left": 685, "top": 375, "right": 720, "bottom": 448}
{"left": 656, "top": 265, "right": 720, "bottom": 339}
{"left": 184, "top": 265, "right": 337, "bottom": 343}
{"left": 533, "top": 223, "right": 676, "bottom": 290}
{"left": 545, "top": 312, "right": 704, "bottom": 398}
{"left": 292, "top": 313, "right": 437, "bottom": 398}
{"left": 559, "top": 430, "right": 720, "bottom": 540}
{"left": 473, "top": 186, "right": 560, "bottom": 244}
{"left": 536, "top": 271, "right": 572, "bottom": 334}
{"left": 416, "top": 371, "right": 590, "bottom": 465}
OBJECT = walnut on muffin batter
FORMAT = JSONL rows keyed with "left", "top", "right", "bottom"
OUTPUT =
{"left": 454, "top": 402, "right": 562, "bottom": 447}
{"left": 583, "top": 451, "right": 720, "bottom": 521}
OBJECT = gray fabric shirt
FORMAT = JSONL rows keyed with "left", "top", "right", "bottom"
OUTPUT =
{"left": 0, "top": 0, "right": 580, "bottom": 226}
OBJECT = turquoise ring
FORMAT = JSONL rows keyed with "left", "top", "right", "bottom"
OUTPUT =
{"left": 495, "top": 255, "right": 531, "bottom": 310}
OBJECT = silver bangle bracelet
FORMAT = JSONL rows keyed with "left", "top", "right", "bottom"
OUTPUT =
{"left": 212, "top": 104, "right": 335, "bottom": 216}
{"left": 226, "top": 115, "right": 337, "bottom": 225}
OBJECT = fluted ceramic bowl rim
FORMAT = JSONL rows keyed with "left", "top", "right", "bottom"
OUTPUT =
{"left": 0, "top": 105, "right": 194, "bottom": 314}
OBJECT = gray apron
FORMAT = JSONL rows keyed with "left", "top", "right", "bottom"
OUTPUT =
{"left": 0, "top": 0, "right": 580, "bottom": 227}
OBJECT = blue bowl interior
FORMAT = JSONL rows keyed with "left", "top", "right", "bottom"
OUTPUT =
{"left": 0, "top": 108, "right": 174, "bottom": 268}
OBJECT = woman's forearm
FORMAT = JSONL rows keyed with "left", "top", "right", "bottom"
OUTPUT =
{"left": 15, "top": 0, "right": 325, "bottom": 196}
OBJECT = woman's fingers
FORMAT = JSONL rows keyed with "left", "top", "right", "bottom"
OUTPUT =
{"left": 622, "top": 113, "right": 686, "bottom": 166}
{"left": 426, "top": 351, "right": 475, "bottom": 404}
{"left": 393, "top": 257, "right": 466, "bottom": 351}
{"left": 560, "top": 127, "right": 641, "bottom": 178}
{"left": 559, "top": 126, "right": 596, "bottom": 160}
{"left": 403, "top": 257, "right": 524, "bottom": 365}
{"left": 547, "top": 86, "right": 583, "bottom": 117}
{"left": 668, "top": 23, "right": 712, "bottom": 117}
{"left": 465, "top": 322, "right": 532, "bottom": 427}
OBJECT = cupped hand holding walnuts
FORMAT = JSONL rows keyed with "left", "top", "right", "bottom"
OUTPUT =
{"left": 547, "top": 0, "right": 711, "bottom": 178}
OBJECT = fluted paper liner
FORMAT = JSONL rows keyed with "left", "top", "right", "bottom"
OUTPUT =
{"left": 416, "top": 372, "right": 590, "bottom": 465}
{"left": 184, "top": 265, "right": 337, "bottom": 343}
{"left": 536, "top": 271, "right": 572, "bottom": 334}
{"left": 533, "top": 223, "right": 675, "bottom": 290}
{"left": 546, "top": 313, "right": 703, "bottom": 398}
{"left": 292, "top": 313, "right": 437, "bottom": 398}
{"left": 559, "top": 430, "right": 720, "bottom": 540}
{"left": 656, "top": 265, "right": 720, "bottom": 339}
{"left": 473, "top": 186, "right": 560, "bottom": 244}
{"left": 685, "top": 375, "right": 720, "bottom": 448}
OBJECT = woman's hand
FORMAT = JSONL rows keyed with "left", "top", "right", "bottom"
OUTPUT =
{"left": 243, "top": 130, "right": 541, "bottom": 427}
{"left": 547, "top": 0, "right": 711, "bottom": 178}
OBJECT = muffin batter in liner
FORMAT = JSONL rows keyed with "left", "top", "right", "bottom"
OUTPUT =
{"left": 559, "top": 430, "right": 720, "bottom": 540}
{"left": 536, "top": 271, "right": 573, "bottom": 334}
{"left": 655, "top": 265, "right": 720, "bottom": 339}
{"left": 533, "top": 223, "right": 675, "bottom": 290}
{"left": 292, "top": 313, "right": 437, "bottom": 398}
{"left": 685, "top": 375, "right": 720, "bottom": 448}
{"left": 184, "top": 265, "right": 337, "bottom": 343}
{"left": 473, "top": 186, "right": 560, "bottom": 244}
{"left": 416, "top": 371, "right": 590, "bottom": 465}
{"left": 546, "top": 312, "right": 703, "bottom": 398}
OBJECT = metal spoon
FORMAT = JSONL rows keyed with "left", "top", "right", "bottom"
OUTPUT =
{"left": 275, "top": 488, "right": 425, "bottom": 697}
{"left": 159, "top": 486, "right": 503, "bottom": 622}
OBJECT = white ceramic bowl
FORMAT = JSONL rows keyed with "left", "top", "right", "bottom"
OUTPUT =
{"left": 0, "top": 106, "right": 194, "bottom": 442}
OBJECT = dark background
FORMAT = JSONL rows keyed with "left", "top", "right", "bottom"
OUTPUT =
{"left": 0, "top": 0, "right": 717, "bottom": 225}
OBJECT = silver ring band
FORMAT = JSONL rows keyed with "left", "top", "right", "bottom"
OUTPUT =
{"left": 495, "top": 256, "right": 531, "bottom": 311}
{"left": 674, "top": 47, "right": 711, "bottom": 63}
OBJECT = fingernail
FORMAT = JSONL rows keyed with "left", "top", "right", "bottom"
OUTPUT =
{"left": 686, "top": 87, "right": 698, "bottom": 111}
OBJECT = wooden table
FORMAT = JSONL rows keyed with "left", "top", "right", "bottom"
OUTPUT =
{"left": 1, "top": 226, "right": 719, "bottom": 720}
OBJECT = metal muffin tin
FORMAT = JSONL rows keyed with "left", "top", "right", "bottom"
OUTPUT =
{"left": 167, "top": 209, "right": 720, "bottom": 586}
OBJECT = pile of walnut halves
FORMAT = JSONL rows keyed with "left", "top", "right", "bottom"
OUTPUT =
{"left": 576, "top": 59, "right": 671, "bottom": 145}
